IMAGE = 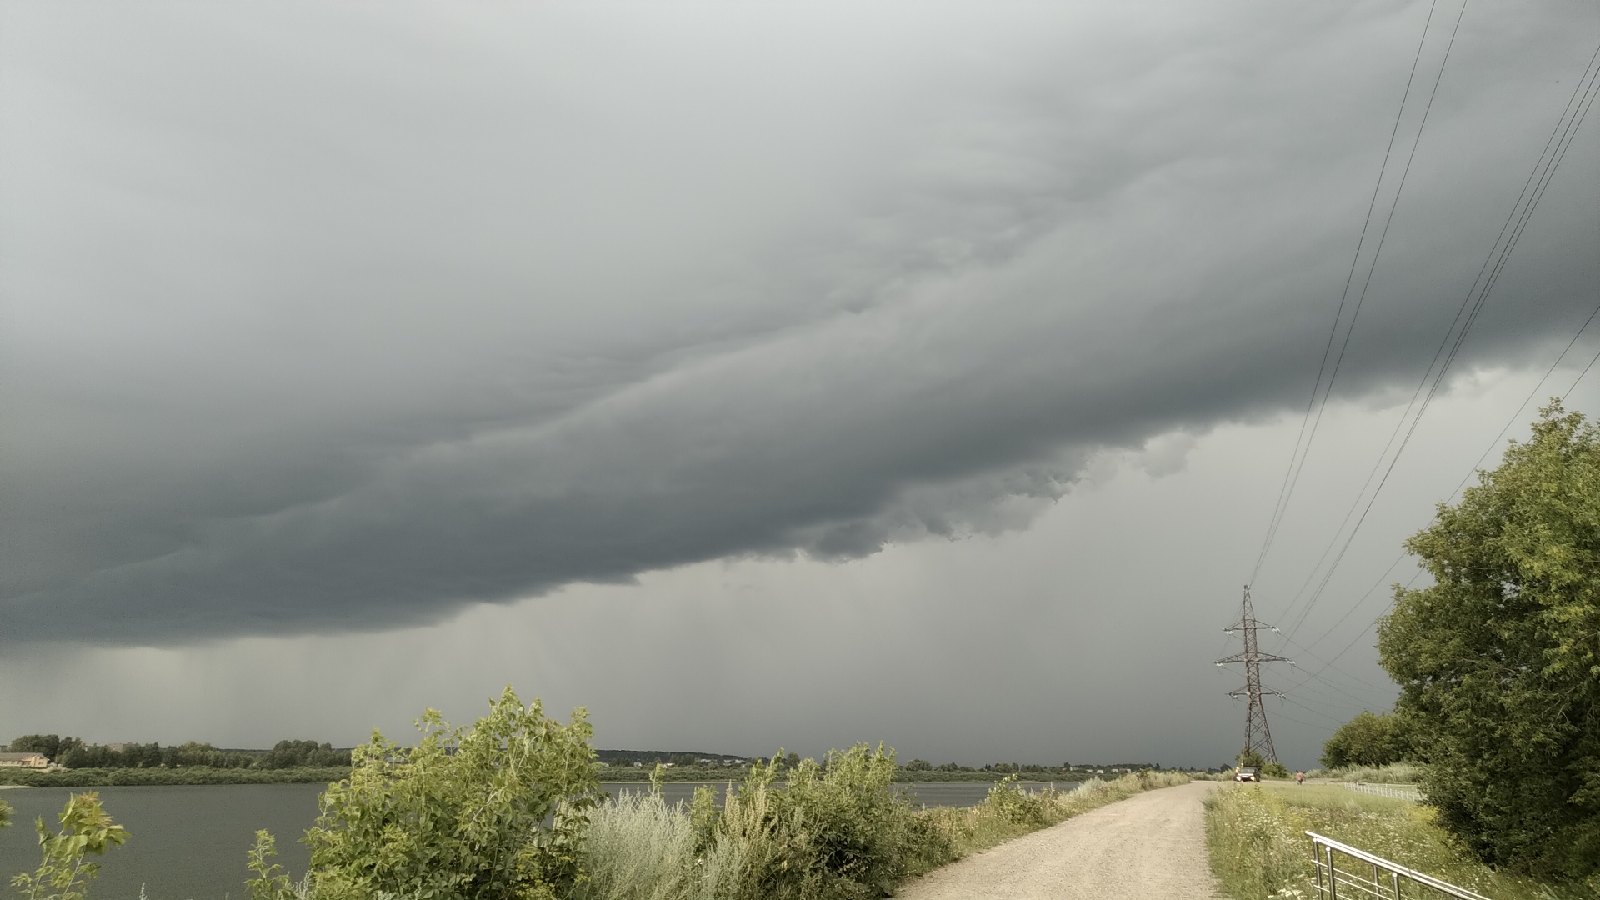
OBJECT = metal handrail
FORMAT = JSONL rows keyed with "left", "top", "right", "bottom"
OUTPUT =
{"left": 1306, "top": 832, "right": 1492, "bottom": 900}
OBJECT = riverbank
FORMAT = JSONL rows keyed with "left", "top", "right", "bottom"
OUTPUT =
{"left": 1, "top": 765, "right": 1124, "bottom": 788}
{"left": 596, "top": 765, "right": 1102, "bottom": 783}
{"left": 0, "top": 766, "right": 349, "bottom": 787}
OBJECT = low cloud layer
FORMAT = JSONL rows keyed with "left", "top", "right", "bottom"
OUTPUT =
{"left": 3, "top": 2, "right": 1596, "bottom": 645}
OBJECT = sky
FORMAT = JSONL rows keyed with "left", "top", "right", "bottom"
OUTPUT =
{"left": 1, "top": 1, "right": 1597, "bottom": 772}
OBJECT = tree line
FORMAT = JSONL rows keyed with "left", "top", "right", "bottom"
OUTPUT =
{"left": 7, "top": 735, "right": 352, "bottom": 769}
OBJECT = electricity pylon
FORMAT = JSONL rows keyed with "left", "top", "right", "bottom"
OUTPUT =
{"left": 1216, "top": 585, "right": 1291, "bottom": 763}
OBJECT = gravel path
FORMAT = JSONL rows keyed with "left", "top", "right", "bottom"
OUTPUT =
{"left": 895, "top": 781, "right": 1222, "bottom": 899}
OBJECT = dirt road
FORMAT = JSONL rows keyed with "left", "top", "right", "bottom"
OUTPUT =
{"left": 895, "top": 781, "right": 1222, "bottom": 899}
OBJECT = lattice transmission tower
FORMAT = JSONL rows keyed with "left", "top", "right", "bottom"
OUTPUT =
{"left": 1216, "top": 585, "right": 1291, "bottom": 763}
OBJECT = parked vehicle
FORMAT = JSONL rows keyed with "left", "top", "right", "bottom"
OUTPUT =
{"left": 1235, "top": 766, "right": 1260, "bottom": 782}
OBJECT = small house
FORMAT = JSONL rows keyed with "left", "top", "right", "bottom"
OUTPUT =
{"left": 0, "top": 752, "right": 50, "bottom": 769}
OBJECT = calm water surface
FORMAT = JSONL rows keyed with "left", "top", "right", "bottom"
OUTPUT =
{"left": 0, "top": 781, "right": 1072, "bottom": 899}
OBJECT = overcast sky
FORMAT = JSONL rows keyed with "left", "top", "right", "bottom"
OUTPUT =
{"left": 2, "top": 1, "right": 1597, "bottom": 771}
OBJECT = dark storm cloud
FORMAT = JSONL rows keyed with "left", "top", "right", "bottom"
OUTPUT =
{"left": 2, "top": 2, "right": 1596, "bottom": 644}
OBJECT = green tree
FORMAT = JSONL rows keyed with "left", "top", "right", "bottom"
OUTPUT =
{"left": 1377, "top": 403, "right": 1599, "bottom": 881}
{"left": 8, "top": 736, "right": 61, "bottom": 761}
{"left": 1320, "top": 710, "right": 1412, "bottom": 769}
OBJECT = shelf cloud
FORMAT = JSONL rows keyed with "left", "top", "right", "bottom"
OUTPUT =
{"left": 3, "top": 2, "right": 1596, "bottom": 646}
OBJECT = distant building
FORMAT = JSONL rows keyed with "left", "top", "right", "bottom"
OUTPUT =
{"left": 0, "top": 752, "right": 50, "bottom": 769}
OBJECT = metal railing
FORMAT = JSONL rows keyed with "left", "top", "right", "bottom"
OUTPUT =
{"left": 1343, "top": 782, "right": 1423, "bottom": 801}
{"left": 1307, "top": 832, "right": 1491, "bottom": 900}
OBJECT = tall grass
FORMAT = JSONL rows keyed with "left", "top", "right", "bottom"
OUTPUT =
{"left": 1205, "top": 784, "right": 1598, "bottom": 900}
{"left": 573, "top": 792, "right": 697, "bottom": 900}
{"left": 1308, "top": 763, "right": 1421, "bottom": 784}
{"left": 573, "top": 759, "right": 1192, "bottom": 900}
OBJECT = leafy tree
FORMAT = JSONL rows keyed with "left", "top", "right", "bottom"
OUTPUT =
{"left": 1236, "top": 750, "right": 1264, "bottom": 769}
{"left": 1377, "top": 403, "right": 1599, "bottom": 881}
{"left": 902, "top": 758, "right": 933, "bottom": 772}
{"left": 1320, "top": 711, "right": 1413, "bottom": 769}
{"left": 8, "top": 736, "right": 67, "bottom": 761}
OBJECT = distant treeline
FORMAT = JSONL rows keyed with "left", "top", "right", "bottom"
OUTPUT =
{"left": 7, "top": 734, "right": 351, "bottom": 769}
{"left": 594, "top": 749, "right": 750, "bottom": 767}
{"left": 0, "top": 765, "right": 351, "bottom": 787}
{"left": 10, "top": 734, "right": 1160, "bottom": 781}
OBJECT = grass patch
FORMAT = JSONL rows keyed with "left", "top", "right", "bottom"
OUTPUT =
{"left": 1307, "top": 763, "right": 1422, "bottom": 785}
{"left": 1205, "top": 783, "right": 1598, "bottom": 900}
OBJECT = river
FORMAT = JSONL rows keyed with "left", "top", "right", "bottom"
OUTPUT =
{"left": 0, "top": 781, "right": 1073, "bottom": 899}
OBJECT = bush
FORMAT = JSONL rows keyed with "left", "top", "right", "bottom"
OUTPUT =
{"left": 250, "top": 686, "right": 600, "bottom": 900}
{"left": 981, "top": 774, "right": 1051, "bottom": 827}
{"left": 10, "top": 792, "right": 129, "bottom": 900}
{"left": 768, "top": 744, "right": 949, "bottom": 897}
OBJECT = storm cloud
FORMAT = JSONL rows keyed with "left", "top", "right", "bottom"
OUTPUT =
{"left": 3, "top": 2, "right": 1597, "bottom": 646}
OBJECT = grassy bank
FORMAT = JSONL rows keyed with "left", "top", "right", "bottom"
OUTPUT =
{"left": 597, "top": 765, "right": 1100, "bottom": 783}
{"left": 0, "top": 766, "right": 350, "bottom": 787}
{"left": 5, "top": 692, "right": 1197, "bottom": 899}
{"left": 920, "top": 769, "right": 1190, "bottom": 859}
{"left": 1306, "top": 763, "right": 1421, "bottom": 784}
{"left": 1204, "top": 783, "right": 1598, "bottom": 900}
{"left": 574, "top": 762, "right": 1192, "bottom": 900}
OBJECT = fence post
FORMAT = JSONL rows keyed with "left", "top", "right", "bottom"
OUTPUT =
{"left": 1327, "top": 843, "right": 1338, "bottom": 900}
{"left": 1315, "top": 838, "right": 1326, "bottom": 899}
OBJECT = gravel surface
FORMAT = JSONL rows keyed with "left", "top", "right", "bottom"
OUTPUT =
{"left": 895, "top": 781, "right": 1223, "bottom": 899}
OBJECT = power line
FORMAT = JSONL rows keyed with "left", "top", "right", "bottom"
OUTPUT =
{"left": 1248, "top": 0, "right": 1446, "bottom": 586}
{"left": 1284, "top": 570, "right": 1426, "bottom": 699}
{"left": 1277, "top": 43, "right": 1600, "bottom": 641}
{"left": 1287, "top": 301, "right": 1599, "bottom": 674}
{"left": 1563, "top": 342, "right": 1600, "bottom": 398}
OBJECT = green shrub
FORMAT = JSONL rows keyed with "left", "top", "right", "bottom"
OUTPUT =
{"left": 10, "top": 792, "right": 129, "bottom": 900}
{"left": 250, "top": 686, "right": 600, "bottom": 900}
{"left": 767, "top": 744, "right": 950, "bottom": 897}
{"left": 982, "top": 774, "right": 1050, "bottom": 827}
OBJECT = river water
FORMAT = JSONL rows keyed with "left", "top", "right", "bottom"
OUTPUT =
{"left": 0, "top": 781, "right": 1073, "bottom": 899}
